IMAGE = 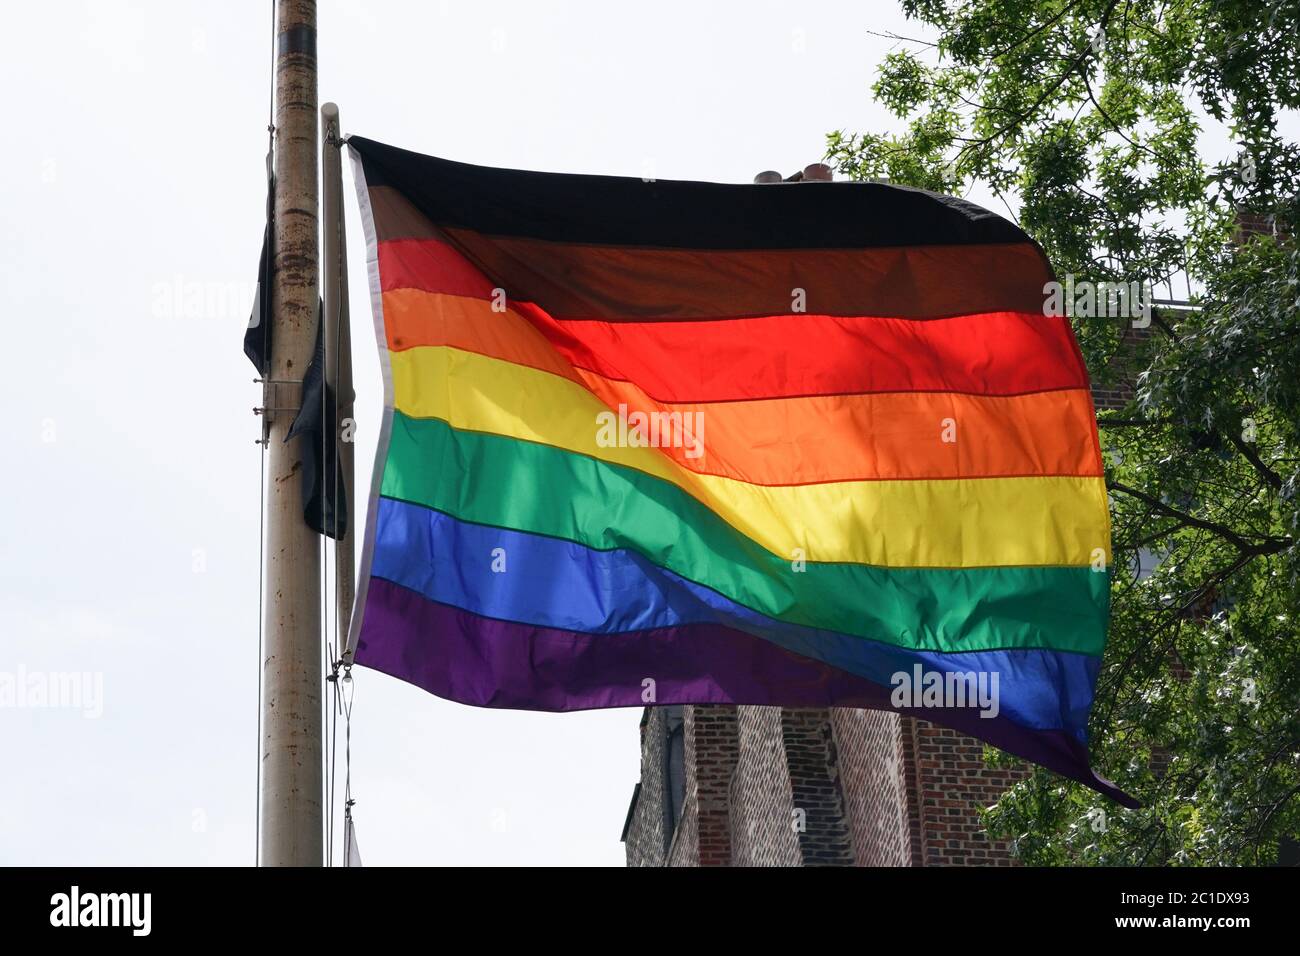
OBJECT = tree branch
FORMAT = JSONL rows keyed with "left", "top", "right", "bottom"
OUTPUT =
{"left": 1108, "top": 480, "right": 1292, "bottom": 554}
{"left": 1226, "top": 429, "right": 1285, "bottom": 491}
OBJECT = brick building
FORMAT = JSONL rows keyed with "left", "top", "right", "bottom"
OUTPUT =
{"left": 622, "top": 702, "right": 1031, "bottom": 866}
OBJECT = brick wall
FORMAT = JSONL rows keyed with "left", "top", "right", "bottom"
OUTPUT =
{"left": 729, "top": 706, "right": 800, "bottom": 866}
{"left": 626, "top": 704, "right": 740, "bottom": 866}
{"left": 912, "top": 721, "right": 1026, "bottom": 866}
{"left": 783, "top": 708, "right": 855, "bottom": 865}
{"left": 687, "top": 705, "right": 738, "bottom": 866}
{"left": 627, "top": 704, "right": 1028, "bottom": 866}
{"left": 666, "top": 799, "right": 697, "bottom": 866}
{"left": 1093, "top": 324, "right": 1155, "bottom": 413}
{"left": 623, "top": 708, "right": 668, "bottom": 867}
{"left": 830, "top": 709, "right": 920, "bottom": 865}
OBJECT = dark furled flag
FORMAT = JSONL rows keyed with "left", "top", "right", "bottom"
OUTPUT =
{"left": 245, "top": 166, "right": 347, "bottom": 539}
{"left": 285, "top": 304, "right": 349, "bottom": 539}
{"left": 243, "top": 169, "right": 273, "bottom": 375}
{"left": 343, "top": 136, "right": 1133, "bottom": 806}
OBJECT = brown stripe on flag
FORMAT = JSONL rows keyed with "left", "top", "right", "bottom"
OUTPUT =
{"left": 369, "top": 183, "right": 1052, "bottom": 320}
{"left": 369, "top": 183, "right": 444, "bottom": 242}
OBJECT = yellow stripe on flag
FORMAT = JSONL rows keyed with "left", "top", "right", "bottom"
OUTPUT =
{"left": 388, "top": 345, "right": 1111, "bottom": 569}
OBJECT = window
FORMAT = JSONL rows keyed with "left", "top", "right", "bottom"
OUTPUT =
{"left": 662, "top": 706, "right": 686, "bottom": 852}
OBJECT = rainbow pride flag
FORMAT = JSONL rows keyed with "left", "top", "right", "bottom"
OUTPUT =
{"left": 345, "top": 137, "right": 1131, "bottom": 804}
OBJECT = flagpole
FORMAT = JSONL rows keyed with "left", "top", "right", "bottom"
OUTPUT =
{"left": 261, "top": 0, "right": 323, "bottom": 867}
{"left": 321, "top": 101, "right": 355, "bottom": 664}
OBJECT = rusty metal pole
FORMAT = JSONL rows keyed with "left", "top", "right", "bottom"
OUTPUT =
{"left": 260, "top": 0, "right": 323, "bottom": 867}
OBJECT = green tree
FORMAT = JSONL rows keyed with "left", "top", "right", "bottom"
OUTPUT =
{"left": 828, "top": 0, "right": 1300, "bottom": 864}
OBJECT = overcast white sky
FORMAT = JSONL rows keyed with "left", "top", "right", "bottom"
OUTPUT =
{"left": 1, "top": 1, "right": 1289, "bottom": 867}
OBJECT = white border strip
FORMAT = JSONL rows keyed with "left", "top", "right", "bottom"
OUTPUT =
{"left": 343, "top": 144, "right": 396, "bottom": 663}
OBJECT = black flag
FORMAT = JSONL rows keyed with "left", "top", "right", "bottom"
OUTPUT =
{"left": 244, "top": 158, "right": 274, "bottom": 375}
{"left": 246, "top": 154, "right": 347, "bottom": 539}
{"left": 286, "top": 303, "right": 349, "bottom": 540}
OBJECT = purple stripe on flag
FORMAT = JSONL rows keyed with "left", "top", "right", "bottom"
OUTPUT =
{"left": 357, "top": 577, "right": 1136, "bottom": 806}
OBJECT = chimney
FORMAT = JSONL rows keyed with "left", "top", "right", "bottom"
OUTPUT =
{"left": 753, "top": 163, "right": 833, "bottom": 184}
